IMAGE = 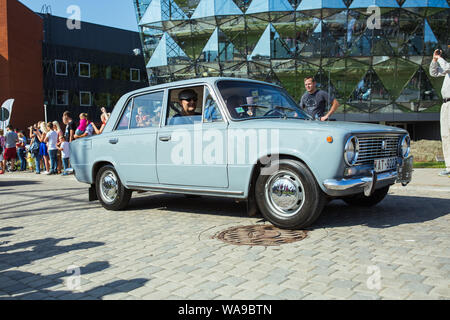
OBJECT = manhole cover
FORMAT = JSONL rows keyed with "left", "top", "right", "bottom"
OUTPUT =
{"left": 215, "top": 225, "right": 308, "bottom": 246}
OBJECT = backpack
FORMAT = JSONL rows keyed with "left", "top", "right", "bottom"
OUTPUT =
{"left": 30, "top": 138, "right": 40, "bottom": 154}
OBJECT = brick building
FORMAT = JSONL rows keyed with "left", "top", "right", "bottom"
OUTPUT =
{"left": 1, "top": 0, "right": 148, "bottom": 131}
{"left": 0, "top": 0, "right": 44, "bottom": 131}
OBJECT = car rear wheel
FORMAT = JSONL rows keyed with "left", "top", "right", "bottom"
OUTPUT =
{"left": 255, "top": 159, "right": 326, "bottom": 229}
{"left": 342, "top": 185, "right": 390, "bottom": 207}
{"left": 96, "top": 165, "right": 132, "bottom": 210}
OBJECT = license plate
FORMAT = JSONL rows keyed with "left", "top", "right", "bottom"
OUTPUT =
{"left": 374, "top": 157, "right": 397, "bottom": 172}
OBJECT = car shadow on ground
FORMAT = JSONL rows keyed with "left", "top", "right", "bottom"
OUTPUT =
{"left": 127, "top": 193, "right": 450, "bottom": 230}
{"left": 0, "top": 228, "right": 149, "bottom": 299}
{"left": 128, "top": 192, "right": 251, "bottom": 219}
{"left": 313, "top": 195, "right": 450, "bottom": 229}
{"left": 0, "top": 180, "right": 41, "bottom": 187}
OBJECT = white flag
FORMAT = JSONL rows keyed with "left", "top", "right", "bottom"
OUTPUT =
{"left": 0, "top": 99, "right": 14, "bottom": 129}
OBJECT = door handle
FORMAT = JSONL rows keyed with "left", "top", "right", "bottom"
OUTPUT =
{"left": 109, "top": 138, "right": 118, "bottom": 144}
{"left": 159, "top": 135, "right": 171, "bottom": 142}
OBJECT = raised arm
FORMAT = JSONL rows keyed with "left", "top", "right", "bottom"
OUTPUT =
{"left": 429, "top": 49, "right": 449, "bottom": 77}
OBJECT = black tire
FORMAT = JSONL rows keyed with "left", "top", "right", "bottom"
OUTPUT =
{"left": 255, "top": 159, "right": 326, "bottom": 229}
{"left": 95, "top": 165, "right": 132, "bottom": 210}
{"left": 342, "top": 185, "right": 390, "bottom": 207}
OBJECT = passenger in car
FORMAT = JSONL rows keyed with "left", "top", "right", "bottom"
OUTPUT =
{"left": 150, "top": 106, "right": 161, "bottom": 126}
{"left": 136, "top": 106, "right": 151, "bottom": 127}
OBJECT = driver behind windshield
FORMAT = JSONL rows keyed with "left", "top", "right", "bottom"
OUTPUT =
{"left": 226, "top": 95, "right": 257, "bottom": 118}
{"left": 169, "top": 89, "right": 202, "bottom": 125}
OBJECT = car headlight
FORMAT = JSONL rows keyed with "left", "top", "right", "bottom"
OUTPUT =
{"left": 344, "top": 136, "right": 359, "bottom": 166}
{"left": 399, "top": 135, "right": 410, "bottom": 158}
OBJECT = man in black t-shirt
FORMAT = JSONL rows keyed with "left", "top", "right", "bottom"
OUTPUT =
{"left": 299, "top": 76, "right": 339, "bottom": 121}
{"left": 62, "top": 111, "right": 75, "bottom": 142}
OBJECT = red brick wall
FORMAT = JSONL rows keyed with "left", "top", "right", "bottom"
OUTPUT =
{"left": 0, "top": 0, "right": 10, "bottom": 103}
{"left": 0, "top": 0, "right": 44, "bottom": 131}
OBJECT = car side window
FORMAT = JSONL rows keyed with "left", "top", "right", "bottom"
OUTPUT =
{"left": 116, "top": 100, "right": 132, "bottom": 130}
{"left": 130, "top": 91, "right": 164, "bottom": 129}
{"left": 203, "top": 87, "right": 223, "bottom": 123}
{"left": 166, "top": 86, "right": 203, "bottom": 126}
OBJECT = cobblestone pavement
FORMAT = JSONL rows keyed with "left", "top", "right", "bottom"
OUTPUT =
{"left": 0, "top": 169, "right": 449, "bottom": 300}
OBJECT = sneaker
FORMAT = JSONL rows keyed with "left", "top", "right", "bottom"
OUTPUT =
{"left": 0, "top": 170, "right": 4, "bottom": 174}
{"left": 61, "top": 172, "right": 69, "bottom": 176}
{"left": 43, "top": 171, "right": 50, "bottom": 175}
{"left": 36, "top": 172, "right": 40, "bottom": 174}
{"left": 438, "top": 170, "right": 450, "bottom": 177}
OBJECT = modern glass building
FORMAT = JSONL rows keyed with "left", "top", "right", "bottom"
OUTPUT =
{"left": 133, "top": 0, "right": 449, "bottom": 139}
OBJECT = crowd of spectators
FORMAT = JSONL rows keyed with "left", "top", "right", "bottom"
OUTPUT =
{"left": 0, "top": 109, "right": 109, "bottom": 175}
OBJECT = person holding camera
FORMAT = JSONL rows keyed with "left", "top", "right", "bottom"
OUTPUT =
{"left": 430, "top": 48, "right": 450, "bottom": 177}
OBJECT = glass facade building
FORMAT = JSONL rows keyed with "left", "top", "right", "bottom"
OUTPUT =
{"left": 133, "top": 0, "right": 449, "bottom": 137}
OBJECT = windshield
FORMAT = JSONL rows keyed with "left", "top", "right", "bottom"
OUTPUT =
{"left": 217, "top": 80, "right": 311, "bottom": 121}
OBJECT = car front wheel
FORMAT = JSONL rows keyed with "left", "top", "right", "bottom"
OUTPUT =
{"left": 96, "top": 165, "right": 132, "bottom": 210}
{"left": 255, "top": 159, "right": 326, "bottom": 229}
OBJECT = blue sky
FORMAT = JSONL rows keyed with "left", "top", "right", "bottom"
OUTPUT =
{"left": 18, "top": 0, "right": 139, "bottom": 31}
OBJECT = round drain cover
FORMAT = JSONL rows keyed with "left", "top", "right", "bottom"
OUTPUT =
{"left": 215, "top": 225, "right": 307, "bottom": 246}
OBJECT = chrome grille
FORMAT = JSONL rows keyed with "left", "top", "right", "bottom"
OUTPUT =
{"left": 356, "top": 135, "right": 401, "bottom": 165}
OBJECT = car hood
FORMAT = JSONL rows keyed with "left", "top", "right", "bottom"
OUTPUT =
{"left": 229, "top": 118, "right": 407, "bottom": 135}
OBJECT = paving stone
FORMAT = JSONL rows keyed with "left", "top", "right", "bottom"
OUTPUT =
{"left": 348, "top": 292, "right": 381, "bottom": 300}
{"left": 277, "top": 288, "right": 309, "bottom": 300}
{"left": 329, "top": 279, "right": 359, "bottom": 290}
{"left": 221, "top": 276, "right": 247, "bottom": 287}
{"left": 378, "top": 287, "right": 411, "bottom": 300}
{"left": 325, "top": 287, "right": 354, "bottom": 299}
{"left": 213, "top": 285, "right": 242, "bottom": 298}
{"left": 301, "top": 282, "right": 329, "bottom": 295}
{"left": 197, "top": 281, "right": 225, "bottom": 292}
{"left": 171, "top": 285, "right": 201, "bottom": 298}
{"left": 429, "top": 286, "right": 450, "bottom": 298}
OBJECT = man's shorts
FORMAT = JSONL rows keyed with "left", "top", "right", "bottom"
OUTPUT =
{"left": 4, "top": 147, "right": 17, "bottom": 161}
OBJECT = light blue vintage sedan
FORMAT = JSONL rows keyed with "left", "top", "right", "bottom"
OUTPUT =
{"left": 70, "top": 77, "right": 413, "bottom": 229}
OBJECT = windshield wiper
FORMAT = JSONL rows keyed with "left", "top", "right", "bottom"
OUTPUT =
{"left": 239, "top": 104, "right": 269, "bottom": 109}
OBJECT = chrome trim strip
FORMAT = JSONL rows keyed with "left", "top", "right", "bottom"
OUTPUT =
{"left": 323, "top": 170, "right": 398, "bottom": 191}
{"left": 127, "top": 184, "right": 244, "bottom": 196}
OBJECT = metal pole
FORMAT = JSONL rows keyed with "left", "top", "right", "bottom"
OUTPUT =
{"left": 44, "top": 104, "right": 47, "bottom": 123}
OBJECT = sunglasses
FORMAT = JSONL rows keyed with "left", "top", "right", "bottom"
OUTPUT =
{"left": 182, "top": 98, "right": 197, "bottom": 102}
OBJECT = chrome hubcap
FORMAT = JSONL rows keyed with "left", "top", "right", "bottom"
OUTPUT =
{"left": 265, "top": 170, "right": 305, "bottom": 218}
{"left": 100, "top": 171, "right": 118, "bottom": 203}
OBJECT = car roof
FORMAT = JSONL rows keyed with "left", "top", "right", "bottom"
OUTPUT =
{"left": 124, "top": 77, "right": 282, "bottom": 97}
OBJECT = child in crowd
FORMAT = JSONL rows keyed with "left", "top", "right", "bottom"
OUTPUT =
{"left": 53, "top": 121, "right": 64, "bottom": 173}
{"left": 75, "top": 113, "right": 88, "bottom": 136}
{"left": 16, "top": 130, "right": 27, "bottom": 171}
{"left": 58, "top": 135, "right": 71, "bottom": 175}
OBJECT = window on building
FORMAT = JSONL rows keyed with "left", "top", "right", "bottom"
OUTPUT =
{"left": 56, "top": 90, "right": 69, "bottom": 105}
{"left": 80, "top": 91, "right": 92, "bottom": 106}
{"left": 55, "top": 60, "right": 68, "bottom": 76}
{"left": 130, "top": 68, "right": 141, "bottom": 82}
{"left": 79, "top": 62, "right": 91, "bottom": 78}
{"left": 105, "top": 66, "right": 112, "bottom": 79}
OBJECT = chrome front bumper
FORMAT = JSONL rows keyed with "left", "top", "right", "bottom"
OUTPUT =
{"left": 323, "top": 156, "right": 413, "bottom": 196}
